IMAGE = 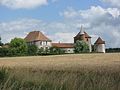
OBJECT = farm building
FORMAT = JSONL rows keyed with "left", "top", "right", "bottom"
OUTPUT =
{"left": 24, "top": 31, "right": 52, "bottom": 50}
{"left": 52, "top": 43, "right": 74, "bottom": 53}
{"left": 24, "top": 26, "right": 105, "bottom": 53}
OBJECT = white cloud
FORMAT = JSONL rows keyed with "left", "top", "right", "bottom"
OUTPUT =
{"left": 50, "top": 32, "right": 75, "bottom": 43}
{"left": 0, "top": 6, "right": 120, "bottom": 48}
{"left": 0, "top": 0, "right": 48, "bottom": 9}
{"left": 61, "top": 6, "right": 120, "bottom": 48}
{"left": 101, "top": 0, "right": 120, "bottom": 8}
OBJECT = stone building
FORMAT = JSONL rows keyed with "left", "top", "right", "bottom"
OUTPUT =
{"left": 74, "top": 26, "right": 92, "bottom": 52}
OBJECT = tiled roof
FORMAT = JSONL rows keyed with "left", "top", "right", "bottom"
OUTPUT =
{"left": 74, "top": 31, "right": 91, "bottom": 38}
{"left": 84, "top": 32, "right": 91, "bottom": 38}
{"left": 24, "top": 31, "right": 51, "bottom": 42}
{"left": 52, "top": 43, "right": 74, "bottom": 48}
{"left": 95, "top": 37, "right": 105, "bottom": 44}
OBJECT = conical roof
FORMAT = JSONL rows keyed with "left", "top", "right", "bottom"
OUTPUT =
{"left": 79, "top": 25, "right": 84, "bottom": 35}
{"left": 24, "top": 31, "right": 51, "bottom": 42}
{"left": 74, "top": 26, "right": 91, "bottom": 38}
{"left": 95, "top": 37, "right": 105, "bottom": 44}
{"left": 84, "top": 32, "right": 91, "bottom": 38}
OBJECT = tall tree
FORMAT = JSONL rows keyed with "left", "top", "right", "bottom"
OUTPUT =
{"left": 74, "top": 40, "right": 89, "bottom": 53}
{"left": 10, "top": 38, "right": 28, "bottom": 56}
{"left": 0, "top": 37, "right": 3, "bottom": 46}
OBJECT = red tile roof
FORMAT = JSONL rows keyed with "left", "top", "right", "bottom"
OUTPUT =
{"left": 95, "top": 37, "right": 105, "bottom": 44}
{"left": 52, "top": 43, "right": 74, "bottom": 48}
{"left": 25, "top": 31, "right": 51, "bottom": 42}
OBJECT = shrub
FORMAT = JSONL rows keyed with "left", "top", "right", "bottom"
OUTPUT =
{"left": 27, "top": 45, "right": 38, "bottom": 56}
{"left": 49, "top": 47, "right": 65, "bottom": 55}
{"left": 0, "top": 48, "right": 9, "bottom": 57}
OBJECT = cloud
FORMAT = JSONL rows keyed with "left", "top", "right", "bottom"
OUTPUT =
{"left": 0, "top": 0, "right": 48, "bottom": 9}
{"left": 0, "top": 6, "right": 120, "bottom": 48}
{"left": 101, "top": 0, "right": 120, "bottom": 8}
{"left": 0, "top": 18, "right": 76, "bottom": 44}
{"left": 61, "top": 6, "right": 120, "bottom": 48}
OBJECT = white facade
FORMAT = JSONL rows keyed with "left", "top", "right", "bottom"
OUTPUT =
{"left": 28, "top": 41, "right": 52, "bottom": 49}
{"left": 94, "top": 44, "right": 105, "bottom": 53}
{"left": 87, "top": 38, "right": 92, "bottom": 52}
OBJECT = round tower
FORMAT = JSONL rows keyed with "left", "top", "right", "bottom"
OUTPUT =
{"left": 94, "top": 37, "right": 105, "bottom": 53}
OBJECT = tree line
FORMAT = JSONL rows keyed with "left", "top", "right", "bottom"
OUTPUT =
{"left": 106, "top": 48, "right": 120, "bottom": 53}
{"left": 0, "top": 37, "right": 89, "bottom": 57}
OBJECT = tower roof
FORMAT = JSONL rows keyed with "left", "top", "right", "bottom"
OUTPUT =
{"left": 84, "top": 32, "right": 91, "bottom": 38}
{"left": 95, "top": 37, "right": 105, "bottom": 44}
{"left": 74, "top": 26, "right": 91, "bottom": 38}
{"left": 24, "top": 31, "right": 51, "bottom": 42}
{"left": 79, "top": 25, "right": 84, "bottom": 35}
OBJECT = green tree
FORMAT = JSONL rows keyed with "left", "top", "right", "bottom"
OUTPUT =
{"left": 10, "top": 38, "right": 28, "bottom": 56}
{"left": 0, "top": 48, "right": 9, "bottom": 57}
{"left": 37, "top": 47, "right": 44, "bottom": 55}
{"left": 74, "top": 40, "right": 89, "bottom": 53}
{"left": 27, "top": 45, "right": 38, "bottom": 56}
{"left": 0, "top": 37, "right": 3, "bottom": 46}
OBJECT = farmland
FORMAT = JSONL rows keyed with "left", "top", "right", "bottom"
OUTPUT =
{"left": 0, "top": 53, "right": 120, "bottom": 90}
{"left": 0, "top": 53, "right": 120, "bottom": 70}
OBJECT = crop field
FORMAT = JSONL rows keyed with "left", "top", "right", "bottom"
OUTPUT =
{"left": 0, "top": 53, "right": 120, "bottom": 90}
{"left": 0, "top": 53, "right": 120, "bottom": 70}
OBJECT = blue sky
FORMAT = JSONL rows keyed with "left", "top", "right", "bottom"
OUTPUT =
{"left": 0, "top": 0, "right": 120, "bottom": 48}
{"left": 0, "top": 0, "right": 103, "bottom": 22}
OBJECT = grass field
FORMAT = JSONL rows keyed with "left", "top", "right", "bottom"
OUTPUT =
{"left": 0, "top": 53, "right": 120, "bottom": 90}
{"left": 0, "top": 53, "right": 120, "bottom": 70}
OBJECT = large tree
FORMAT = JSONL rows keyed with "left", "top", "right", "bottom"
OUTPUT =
{"left": 27, "top": 44, "right": 38, "bottom": 55}
{"left": 74, "top": 40, "right": 89, "bottom": 53}
{"left": 0, "top": 37, "right": 3, "bottom": 46}
{"left": 10, "top": 38, "right": 28, "bottom": 56}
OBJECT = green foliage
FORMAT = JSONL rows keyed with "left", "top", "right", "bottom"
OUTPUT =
{"left": 74, "top": 40, "right": 89, "bottom": 53}
{"left": 50, "top": 47, "right": 65, "bottom": 55}
{"left": 0, "top": 48, "right": 9, "bottom": 57}
{"left": 27, "top": 45, "right": 38, "bottom": 56}
{"left": 10, "top": 38, "right": 28, "bottom": 56}
{"left": 0, "top": 37, "right": 3, "bottom": 46}
{"left": 37, "top": 47, "right": 45, "bottom": 55}
{"left": 37, "top": 47, "right": 50, "bottom": 55}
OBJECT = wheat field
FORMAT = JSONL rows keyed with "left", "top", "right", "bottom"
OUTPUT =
{"left": 0, "top": 53, "right": 120, "bottom": 70}
{"left": 0, "top": 53, "right": 120, "bottom": 90}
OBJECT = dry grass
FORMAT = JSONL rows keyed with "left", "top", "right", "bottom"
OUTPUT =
{"left": 0, "top": 53, "right": 120, "bottom": 71}
{"left": 0, "top": 53, "right": 120, "bottom": 90}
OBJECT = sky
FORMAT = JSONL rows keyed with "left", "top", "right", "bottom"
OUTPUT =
{"left": 0, "top": 0, "right": 120, "bottom": 48}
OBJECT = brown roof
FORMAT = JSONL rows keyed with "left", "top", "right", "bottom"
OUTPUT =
{"left": 84, "top": 32, "right": 91, "bottom": 38}
{"left": 95, "top": 37, "right": 105, "bottom": 44}
{"left": 52, "top": 43, "right": 74, "bottom": 48}
{"left": 25, "top": 31, "right": 51, "bottom": 42}
{"left": 74, "top": 31, "right": 91, "bottom": 38}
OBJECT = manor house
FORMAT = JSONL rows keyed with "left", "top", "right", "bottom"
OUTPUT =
{"left": 24, "top": 26, "right": 105, "bottom": 53}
